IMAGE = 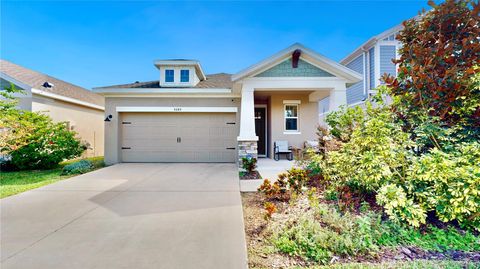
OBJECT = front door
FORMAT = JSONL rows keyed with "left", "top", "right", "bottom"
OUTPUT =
{"left": 254, "top": 107, "right": 267, "bottom": 156}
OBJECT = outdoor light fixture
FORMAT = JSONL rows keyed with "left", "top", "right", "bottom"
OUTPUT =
{"left": 104, "top": 115, "right": 113, "bottom": 122}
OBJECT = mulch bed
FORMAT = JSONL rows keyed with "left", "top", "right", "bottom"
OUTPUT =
{"left": 240, "top": 171, "right": 262, "bottom": 180}
{"left": 241, "top": 192, "right": 480, "bottom": 269}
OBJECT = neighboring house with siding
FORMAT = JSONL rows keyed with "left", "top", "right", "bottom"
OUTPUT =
{"left": 94, "top": 43, "right": 362, "bottom": 165}
{"left": 319, "top": 24, "right": 402, "bottom": 121}
{"left": 0, "top": 59, "right": 105, "bottom": 157}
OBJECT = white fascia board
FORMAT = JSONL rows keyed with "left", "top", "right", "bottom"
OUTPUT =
{"left": 154, "top": 60, "right": 206, "bottom": 80}
{"left": 32, "top": 89, "right": 105, "bottom": 111}
{"left": 299, "top": 46, "right": 363, "bottom": 83}
{"left": 232, "top": 44, "right": 299, "bottom": 81}
{"left": 232, "top": 43, "right": 362, "bottom": 84}
{"left": 242, "top": 77, "right": 347, "bottom": 90}
{"left": 116, "top": 106, "right": 237, "bottom": 113}
{"left": 100, "top": 94, "right": 241, "bottom": 98}
{"left": 0, "top": 72, "right": 33, "bottom": 92}
{"left": 340, "top": 24, "right": 404, "bottom": 65}
{"left": 154, "top": 60, "right": 200, "bottom": 66}
{"left": 93, "top": 88, "right": 231, "bottom": 94}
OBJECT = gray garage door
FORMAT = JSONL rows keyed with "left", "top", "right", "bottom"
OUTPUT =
{"left": 120, "top": 112, "right": 237, "bottom": 162}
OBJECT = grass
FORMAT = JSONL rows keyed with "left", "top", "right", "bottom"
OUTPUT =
{"left": 288, "top": 260, "right": 480, "bottom": 269}
{"left": 0, "top": 156, "right": 104, "bottom": 199}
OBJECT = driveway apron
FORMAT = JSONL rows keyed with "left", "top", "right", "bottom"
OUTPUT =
{"left": 1, "top": 163, "right": 248, "bottom": 269}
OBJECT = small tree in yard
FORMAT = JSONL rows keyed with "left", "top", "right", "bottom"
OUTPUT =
{"left": 0, "top": 85, "right": 85, "bottom": 170}
{"left": 383, "top": 0, "right": 480, "bottom": 144}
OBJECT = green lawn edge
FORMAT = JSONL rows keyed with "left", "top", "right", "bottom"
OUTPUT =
{"left": 1, "top": 156, "right": 105, "bottom": 199}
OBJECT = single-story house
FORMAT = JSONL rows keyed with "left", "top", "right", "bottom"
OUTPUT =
{"left": 0, "top": 60, "right": 105, "bottom": 157}
{"left": 94, "top": 43, "right": 365, "bottom": 165}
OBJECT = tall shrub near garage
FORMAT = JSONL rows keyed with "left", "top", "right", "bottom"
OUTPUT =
{"left": 1, "top": 109, "right": 85, "bottom": 170}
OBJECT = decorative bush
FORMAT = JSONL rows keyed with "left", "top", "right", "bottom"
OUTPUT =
{"left": 384, "top": 0, "right": 480, "bottom": 139}
{"left": 258, "top": 167, "right": 309, "bottom": 202}
{"left": 404, "top": 142, "right": 479, "bottom": 229}
{"left": 311, "top": 97, "right": 480, "bottom": 230}
{"left": 264, "top": 202, "right": 277, "bottom": 220}
{"left": 1, "top": 109, "right": 85, "bottom": 170}
{"left": 324, "top": 101, "right": 412, "bottom": 193}
{"left": 241, "top": 156, "right": 257, "bottom": 173}
{"left": 271, "top": 198, "right": 480, "bottom": 264}
{"left": 325, "top": 105, "right": 364, "bottom": 142}
{"left": 62, "top": 160, "right": 94, "bottom": 175}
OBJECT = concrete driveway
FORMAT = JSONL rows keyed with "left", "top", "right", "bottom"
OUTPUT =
{"left": 1, "top": 163, "right": 248, "bottom": 269}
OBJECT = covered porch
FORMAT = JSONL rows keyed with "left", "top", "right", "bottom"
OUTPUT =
{"left": 232, "top": 43, "right": 362, "bottom": 164}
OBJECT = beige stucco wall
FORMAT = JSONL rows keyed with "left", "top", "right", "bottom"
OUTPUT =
{"left": 268, "top": 92, "right": 319, "bottom": 157}
{"left": 104, "top": 97, "right": 240, "bottom": 165}
{"left": 32, "top": 94, "right": 104, "bottom": 157}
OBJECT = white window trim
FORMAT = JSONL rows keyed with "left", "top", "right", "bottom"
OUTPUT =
{"left": 284, "top": 103, "right": 299, "bottom": 132}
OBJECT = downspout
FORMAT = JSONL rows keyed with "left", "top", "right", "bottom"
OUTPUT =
{"left": 362, "top": 49, "right": 368, "bottom": 101}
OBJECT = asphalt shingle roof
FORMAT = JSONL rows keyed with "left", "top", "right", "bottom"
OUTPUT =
{"left": 0, "top": 59, "right": 104, "bottom": 107}
{"left": 97, "top": 73, "right": 233, "bottom": 89}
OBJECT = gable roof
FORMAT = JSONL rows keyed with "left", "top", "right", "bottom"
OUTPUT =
{"left": 340, "top": 24, "right": 403, "bottom": 65}
{"left": 0, "top": 59, "right": 104, "bottom": 108}
{"left": 95, "top": 73, "right": 232, "bottom": 90}
{"left": 231, "top": 43, "right": 362, "bottom": 83}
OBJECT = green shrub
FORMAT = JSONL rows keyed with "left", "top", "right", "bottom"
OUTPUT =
{"left": 323, "top": 102, "right": 412, "bottom": 193}
{"left": 272, "top": 200, "right": 480, "bottom": 264}
{"left": 273, "top": 203, "right": 385, "bottom": 264}
{"left": 258, "top": 167, "right": 309, "bottom": 201}
{"left": 310, "top": 96, "right": 480, "bottom": 230}
{"left": 241, "top": 156, "right": 257, "bottom": 173}
{"left": 326, "top": 105, "right": 364, "bottom": 142}
{"left": 1, "top": 110, "right": 85, "bottom": 170}
{"left": 62, "top": 160, "right": 94, "bottom": 175}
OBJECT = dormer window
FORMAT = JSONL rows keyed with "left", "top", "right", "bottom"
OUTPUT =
{"left": 155, "top": 60, "right": 205, "bottom": 87}
{"left": 180, "top": 70, "right": 190, "bottom": 82}
{"left": 165, "top": 70, "right": 174, "bottom": 82}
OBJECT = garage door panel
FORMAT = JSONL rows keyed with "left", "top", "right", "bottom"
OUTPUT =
{"left": 123, "top": 150, "right": 179, "bottom": 163}
{"left": 122, "top": 127, "right": 177, "bottom": 139}
{"left": 121, "top": 112, "right": 236, "bottom": 163}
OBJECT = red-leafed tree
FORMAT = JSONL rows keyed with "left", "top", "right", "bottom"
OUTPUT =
{"left": 383, "top": 0, "right": 480, "bottom": 135}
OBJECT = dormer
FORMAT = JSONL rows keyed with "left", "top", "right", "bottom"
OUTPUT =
{"left": 154, "top": 59, "right": 206, "bottom": 87}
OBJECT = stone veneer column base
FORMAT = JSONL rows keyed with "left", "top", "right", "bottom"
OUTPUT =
{"left": 237, "top": 140, "right": 258, "bottom": 166}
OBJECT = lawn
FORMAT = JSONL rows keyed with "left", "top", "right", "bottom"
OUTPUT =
{"left": 0, "top": 156, "right": 104, "bottom": 199}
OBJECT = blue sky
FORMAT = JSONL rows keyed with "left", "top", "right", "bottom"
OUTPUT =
{"left": 1, "top": 1, "right": 429, "bottom": 89}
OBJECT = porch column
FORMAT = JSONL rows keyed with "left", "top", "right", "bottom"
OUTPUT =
{"left": 329, "top": 83, "right": 347, "bottom": 111}
{"left": 237, "top": 84, "right": 258, "bottom": 165}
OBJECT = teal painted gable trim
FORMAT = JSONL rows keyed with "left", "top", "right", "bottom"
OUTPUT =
{"left": 255, "top": 59, "right": 334, "bottom": 77}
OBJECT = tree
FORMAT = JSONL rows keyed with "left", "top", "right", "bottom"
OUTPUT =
{"left": 383, "top": 0, "right": 480, "bottom": 136}
{"left": 0, "top": 83, "right": 24, "bottom": 111}
{"left": 0, "top": 84, "right": 85, "bottom": 169}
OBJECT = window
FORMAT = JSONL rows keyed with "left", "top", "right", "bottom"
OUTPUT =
{"left": 180, "top": 70, "right": 189, "bottom": 82}
{"left": 165, "top": 69, "right": 174, "bottom": 82}
{"left": 284, "top": 104, "right": 298, "bottom": 131}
